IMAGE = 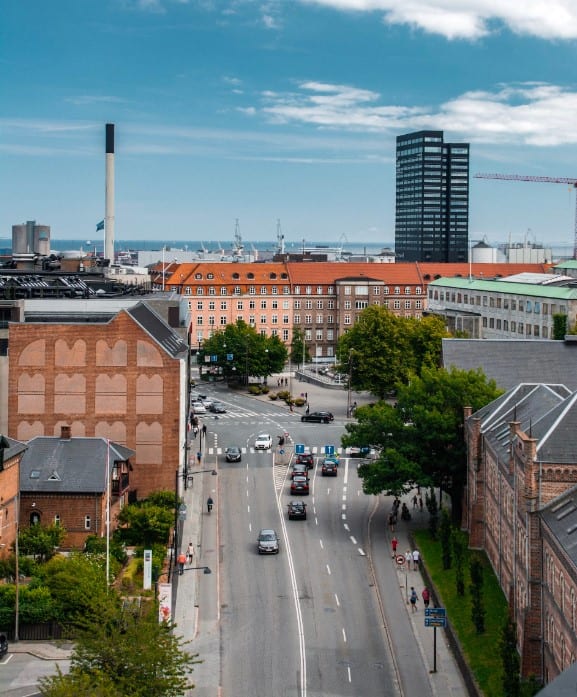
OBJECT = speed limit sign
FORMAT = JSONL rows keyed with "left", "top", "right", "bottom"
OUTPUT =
{"left": 396, "top": 555, "right": 405, "bottom": 566}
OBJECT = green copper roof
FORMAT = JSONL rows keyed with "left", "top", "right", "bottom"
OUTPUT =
{"left": 429, "top": 276, "right": 577, "bottom": 299}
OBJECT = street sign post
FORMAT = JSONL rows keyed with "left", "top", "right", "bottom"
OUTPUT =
{"left": 324, "top": 445, "right": 335, "bottom": 455}
{"left": 295, "top": 444, "right": 305, "bottom": 454}
{"left": 424, "top": 608, "right": 447, "bottom": 673}
{"left": 396, "top": 555, "right": 405, "bottom": 566}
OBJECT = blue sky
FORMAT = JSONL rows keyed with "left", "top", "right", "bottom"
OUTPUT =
{"left": 2, "top": 0, "right": 577, "bottom": 250}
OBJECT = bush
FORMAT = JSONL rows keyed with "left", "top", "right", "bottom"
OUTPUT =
{"left": 248, "top": 385, "right": 262, "bottom": 395}
{"left": 277, "top": 390, "right": 290, "bottom": 401}
{"left": 293, "top": 398, "right": 306, "bottom": 407}
{"left": 268, "top": 393, "right": 278, "bottom": 400}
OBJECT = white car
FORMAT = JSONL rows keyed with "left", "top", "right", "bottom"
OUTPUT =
{"left": 191, "top": 402, "right": 207, "bottom": 414}
{"left": 254, "top": 433, "right": 273, "bottom": 450}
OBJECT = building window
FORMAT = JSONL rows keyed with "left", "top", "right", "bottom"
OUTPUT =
{"left": 344, "top": 314, "right": 351, "bottom": 325}
{"left": 209, "top": 286, "right": 216, "bottom": 296}
{"left": 220, "top": 316, "right": 227, "bottom": 325}
{"left": 272, "top": 286, "right": 278, "bottom": 295}
{"left": 209, "top": 301, "right": 215, "bottom": 310}
{"left": 248, "top": 286, "right": 255, "bottom": 295}
{"left": 511, "top": 321, "right": 516, "bottom": 332}
{"left": 356, "top": 300, "right": 368, "bottom": 309}
{"left": 415, "top": 300, "right": 422, "bottom": 309}
{"left": 316, "top": 300, "right": 323, "bottom": 309}
{"left": 197, "top": 287, "right": 204, "bottom": 295}
{"left": 344, "top": 300, "right": 351, "bottom": 310}
{"left": 327, "top": 315, "right": 334, "bottom": 324}
{"left": 534, "top": 325, "right": 540, "bottom": 337}
{"left": 249, "top": 315, "right": 255, "bottom": 325}
{"left": 344, "top": 286, "right": 351, "bottom": 295}
{"left": 283, "top": 329, "right": 289, "bottom": 341}
{"left": 394, "top": 286, "right": 400, "bottom": 294}
{"left": 305, "top": 314, "right": 312, "bottom": 324}
{"left": 393, "top": 300, "right": 400, "bottom": 310}
{"left": 327, "top": 329, "right": 334, "bottom": 340}
{"left": 384, "top": 286, "right": 390, "bottom": 295}
{"left": 316, "top": 314, "right": 323, "bottom": 324}
{"left": 283, "top": 286, "right": 290, "bottom": 294}
{"left": 234, "top": 286, "right": 241, "bottom": 295}
{"left": 317, "top": 286, "right": 323, "bottom": 295}
{"left": 305, "top": 300, "right": 312, "bottom": 309}
{"left": 197, "top": 316, "right": 203, "bottom": 325}
{"left": 197, "top": 301, "right": 204, "bottom": 310}
{"left": 306, "top": 286, "right": 312, "bottom": 295}
{"left": 404, "top": 300, "right": 411, "bottom": 309}
{"left": 220, "top": 301, "right": 227, "bottom": 310}
{"left": 271, "top": 315, "right": 278, "bottom": 324}
{"left": 373, "top": 286, "right": 380, "bottom": 295}
{"left": 305, "top": 329, "right": 312, "bottom": 340}
{"left": 272, "top": 300, "right": 278, "bottom": 309}
{"left": 54, "top": 514, "right": 61, "bottom": 526}
{"left": 220, "top": 287, "right": 227, "bottom": 295}
{"left": 294, "top": 315, "right": 301, "bottom": 324}
{"left": 260, "top": 286, "right": 267, "bottom": 295}
{"left": 237, "top": 300, "right": 243, "bottom": 310}
{"left": 415, "top": 287, "right": 422, "bottom": 295}
{"left": 260, "top": 315, "right": 267, "bottom": 324}
{"left": 85, "top": 515, "right": 91, "bottom": 530}
{"left": 209, "top": 316, "right": 215, "bottom": 326}
{"left": 261, "top": 300, "right": 267, "bottom": 309}
{"left": 327, "top": 300, "right": 334, "bottom": 309}
{"left": 316, "top": 329, "right": 323, "bottom": 340}
{"left": 327, "top": 286, "right": 334, "bottom": 295}
{"left": 404, "top": 286, "right": 411, "bottom": 294}
{"left": 294, "top": 286, "right": 301, "bottom": 294}
{"left": 383, "top": 300, "right": 389, "bottom": 308}
{"left": 271, "top": 328, "right": 278, "bottom": 337}
{"left": 184, "top": 286, "right": 191, "bottom": 295}
{"left": 283, "top": 315, "right": 289, "bottom": 324}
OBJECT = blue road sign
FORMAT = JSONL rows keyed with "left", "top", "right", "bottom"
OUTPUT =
{"left": 279, "top": 449, "right": 285, "bottom": 455}
{"left": 295, "top": 444, "right": 305, "bottom": 454}
{"left": 425, "top": 607, "right": 446, "bottom": 618}
{"left": 324, "top": 445, "right": 335, "bottom": 455}
{"left": 425, "top": 617, "right": 447, "bottom": 628}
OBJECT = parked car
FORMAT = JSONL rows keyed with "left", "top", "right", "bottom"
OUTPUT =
{"left": 349, "top": 445, "right": 371, "bottom": 457}
{"left": 301, "top": 411, "right": 334, "bottom": 424}
{"left": 295, "top": 450, "right": 314, "bottom": 468}
{"left": 257, "top": 529, "right": 280, "bottom": 554}
{"left": 200, "top": 398, "right": 213, "bottom": 409}
{"left": 287, "top": 501, "right": 307, "bottom": 520}
{"left": 291, "top": 475, "right": 310, "bottom": 495}
{"left": 291, "top": 463, "right": 310, "bottom": 480}
{"left": 209, "top": 402, "right": 227, "bottom": 413}
{"left": 191, "top": 402, "right": 207, "bottom": 414}
{"left": 254, "top": 434, "right": 273, "bottom": 450}
{"left": 321, "top": 459, "right": 338, "bottom": 476}
{"left": 225, "top": 446, "right": 242, "bottom": 462}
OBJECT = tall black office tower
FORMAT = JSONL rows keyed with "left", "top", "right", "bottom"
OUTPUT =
{"left": 395, "top": 131, "right": 469, "bottom": 262}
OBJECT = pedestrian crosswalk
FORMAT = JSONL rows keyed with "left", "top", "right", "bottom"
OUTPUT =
{"left": 201, "top": 408, "right": 285, "bottom": 421}
{"left": 206, "top": 445, "right": 358, "bottom": 456}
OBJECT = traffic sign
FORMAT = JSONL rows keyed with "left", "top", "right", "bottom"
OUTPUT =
{"left": 295, "top": 444, "right": 305, "bottom": 454}
{"left": 396, "top": 555, "right": 405, "bottom": 565}
{"left": 425, "top": 617, "right": 447, "bottom": 628}
{"left": 425, "top": 607, "right": 446, "bottom": 618}
{"left": 324, "top": 445, "right": 335, "bottom": 455}
{"left": 279, "top": 449, "right": 285, "bottom": 455}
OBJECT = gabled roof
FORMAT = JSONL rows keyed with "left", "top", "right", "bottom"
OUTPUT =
{"left": 20, "top": 437, "right": 135, "bottom": 495}
{"left": 166, "top": 262, "right": 290, "bottom": 287}
{"left": 125, "top": 301, "right": 188, "bottom": 358}
{"left": 443, "top": 338, "right": 577, "bottom": 391}
{"left": 471, "top": 383, "right": 572, "bottom": 463}
{"left": 0, "top": 435, "right": 28, "bottom": 462}
{"left": 541, "top": 483, "right": 577, "bottom": 570}
{"left": 532, "top": 392, "right": 577, "bottom": 463}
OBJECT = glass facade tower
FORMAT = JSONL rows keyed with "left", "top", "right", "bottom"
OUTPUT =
{"left": 395, "top": 130, "right": 469, "bottom": 262}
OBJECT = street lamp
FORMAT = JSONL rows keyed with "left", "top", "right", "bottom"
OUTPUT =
{"left": 182, "top": 566, "right": 212, "bottom": 575}
{"left": 347, "top": 349, "right": 354, "bottom": 418}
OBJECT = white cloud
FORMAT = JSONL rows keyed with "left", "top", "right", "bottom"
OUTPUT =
{"left": 254, "top": 80, "right": 577, "bottom": 146}
{"left": 299, "top": 0, "right": 577, "bottom": 40}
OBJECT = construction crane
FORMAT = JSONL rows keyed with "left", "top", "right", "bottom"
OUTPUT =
{"left": 475, "top": 172, "right": 577, "bottom": 259}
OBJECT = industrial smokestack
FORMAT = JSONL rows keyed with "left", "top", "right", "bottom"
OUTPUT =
{"left": 105, "top": 123, "right": 115, "bottom": 265}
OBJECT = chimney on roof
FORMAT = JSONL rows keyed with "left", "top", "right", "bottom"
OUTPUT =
{"left": 60, "top": 425, "right": 71, "bottom": 440}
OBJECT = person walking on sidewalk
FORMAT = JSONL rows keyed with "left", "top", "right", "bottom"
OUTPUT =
{"left": 412, "top": 548, "right": 421, "bottom": 570}
{"left": 388, "top": 512, "right": 396, "bottom": 533}
{"left": 405, "top": 549, "right": 413, "bottom": 571}
{"left": 422, "top": 587, "right": 430, "bottom": 609}
{"left": 409, "top": 587, "right": 418, "bottom": 612}
{"left": 186, "top": 542, "right": 194, "bottom": 565}
{"left": 391, "top": 536, "right": 398, "bottom": 559}
{"left": 177, "top": 553, "right": 186, "bottom": 576}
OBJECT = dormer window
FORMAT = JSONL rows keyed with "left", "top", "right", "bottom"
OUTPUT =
{"left": 195, "top": 273, "right": 202, "bottom": 280}
{"left": 207, "top": 273, "right": 214, "bottom": 279}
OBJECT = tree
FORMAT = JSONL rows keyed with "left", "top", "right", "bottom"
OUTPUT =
{"left": 199, "top": 320, "right": 287, "bottom": 383}
{"left": 500, "top": 612, "right": 521, "bottom": 697}
{"left": 439, "top": 509, "right": 452, "bottom": 569}
{"left": 470, "top": 556, "right": 486, "bottom": 634}
{"left": 115, "top": 501, "right": 173, "bottom": 548}
{"left": 18, "top": 522, "right": 67, "bottom": 562}
{"left": 290, "top": 327, "right": 310, "bottom": 368}
{"left": 39, "top": 596, "right": 196, "bottom": 697}
{"left": 342, "top": 366, "right": 502, "bottom": 522}
{"left": 553, "top": 313, "right": 567, "bottom": 340}
{"left": 336, "top": 306, "right": 448, "bottom": 398}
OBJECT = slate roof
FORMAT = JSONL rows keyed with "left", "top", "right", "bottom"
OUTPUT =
{"left": 471, "top": 383, "right": 572, "bottom": 463}
{"left": 442, "top": 338, "right": 577, "bottom": 391}
{"left": 20, "top": 437, "right": 135, "bottom": 495}
{"left": 0, "top": 435, "right": 28, "bottom": 463}
{"left": 541, "top": 483, "right": 577, "bottom": 576}
{"left": 125, "top": 301, "right": 188, "bottom": 359}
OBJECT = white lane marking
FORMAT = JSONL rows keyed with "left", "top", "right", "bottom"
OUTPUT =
{"left": 319, "top": 539, "right": 324, "bottom": 549}
{"left": 343, "top": 486, "right": 347, "bottom": 493}
{"left": 326, "top": 564, "right": 331, "bottom": 576}
{"left": 342, "top": 628, "right": 347, "bottom": 643}
{"left": 341, "top": 514, "right": 347, "bottom": 520}
{"left": 347, "top": 666, "right": 352, "bottom": 682}
{"left": 247, "top": 505, "right": 250, "bottom": 513}
{"left": 344, "top": 523, "right": 350, "bottom": 531}
{"left": 344, "top": 458, "right": 349, "bottom": 485}
{"left": 341, "top": 504, "right": 346, "bottom": 510}
{"left": 335, "top": 594, "right": 340, "bottom": 607}
{"left": 315, "top": 516, "right": 319, "bottom": 525}
{"left": 350, "top": 536, "right": 357, "bottom": 545}
{"left": 358, "top": 548, "right": 366, "bottom": 556}
{"left": 342, "top": 494, "right": 346, "bottom": 501}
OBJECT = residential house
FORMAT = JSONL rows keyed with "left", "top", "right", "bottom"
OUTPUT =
{"left": 0, "top": 435, "right": 27, "bottom": 557}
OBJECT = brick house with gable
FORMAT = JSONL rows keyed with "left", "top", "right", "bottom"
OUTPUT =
{"left": 465, "top": 383, "right": 577, "bottom": 683}
{"left": 0, "top": 435, "right": 27, "bottom": 557}
{"left": 19, "top": 426, "right": 134, "bottom": 549}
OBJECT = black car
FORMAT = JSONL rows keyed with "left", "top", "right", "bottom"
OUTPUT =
{"left": 321, "top": 459, "right": 338, "bottom": 476}
{"left": 291, "top": 463, "right": 310, "bottom": 480}
{"left": 287, "top": 500, "right": 307, "bottom": 520}
{"left": 301, "top": 411, "right": 334, "bottom": 424}
{"left": 225, "top": 446, "right": 242, "bottom": 462}
{"left": 209, "top": 402, "right": 227, "bottom": 413}
{"left": 295, "top": 452, "right": 314, "bottom": 468}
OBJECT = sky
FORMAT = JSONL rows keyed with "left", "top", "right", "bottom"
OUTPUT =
{"left": 2, "top": 0, "right": 577, "bottom": 251}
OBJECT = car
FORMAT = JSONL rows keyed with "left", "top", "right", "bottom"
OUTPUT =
{"left": 191, "top": 402, "right": 206, "bottom": 414}
{"left": 323, "top": 453, "right": 339, "bottom": 466}
{"left": 295, "top": 450, "right": 314, "bottom": 468}
{"left": 287, "top": 500, "right": 307, "bottom": 520}
{"left": 291, "top": 463, "right": 310, "bottom": 480}
{"left": 349, "top": 445, "right": 371, "bottom": 458}
{"left": 291, "top": 475, "right": 310, "bottom": 495}
{"left": 257, "top": 529, "right": 280, "bottom": 554}
{"left": 225, "top": 446, "right": 242, "bottom": 462}
{"left": 254, "top": 433, "right": 273, "bottom": 450}
{"left": 209, "top": 402, "right": 227, "bottom": 413}
{"left": 321, "top": 459, "right": 338, "bottom": 476}
{"left": 301, "top": 411, "right": 334, "bottom": 424}
{"left": 190, "top": 392, "right": 207, "bottom": 402}
{"left": 200, "top": 398, "right": 213, "bottom": 409}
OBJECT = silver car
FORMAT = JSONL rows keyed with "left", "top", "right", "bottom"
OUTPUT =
{"left": 257, "top": 529, "right": 279, "bottom": 554}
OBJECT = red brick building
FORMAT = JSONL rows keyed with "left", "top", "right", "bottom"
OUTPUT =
{"left": 465, "top": 384, "right": 577, "bottom": 683}
{"left": 0, "top": 436, "right": 27, "bottom": 557}
{"left": 8, "top": 302, "right": 189, "bottom": 499}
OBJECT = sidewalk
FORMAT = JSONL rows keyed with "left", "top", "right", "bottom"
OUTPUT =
{"left": 7, "top": 640, "right": 73, "bottom": 660}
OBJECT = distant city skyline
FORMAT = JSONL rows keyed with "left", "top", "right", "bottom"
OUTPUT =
{"left": 2, "top": 1, "right": 577, "bottom": 249}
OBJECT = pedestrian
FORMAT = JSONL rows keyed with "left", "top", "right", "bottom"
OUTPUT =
{"left": 193, "top": 426, "right": 198, "bottom": 438}
{"left": 186, "top": 542, "right": 194, "bottom": 565}
{"left": 409, "top": 586, "right": 418, "bottom": 612}
{"left": 197, "top": 451, "right": 202, "bottom": 466}
{"left": 306, "top": 405, "right": 310, "bottom": 415}
{"left": 391, "top": 536, "right": 398, "bottom": 558}
{"left": 422, "top": 587, "right": 430, "bottom": 609}
{"left": 405, "top": 549, "right": 412, "bottom": 571}
{"left": 419, "top": 496, "right": 424, "bottom": 512}
{"left": 289, "top": 403, "right": 294, "bottom": 412}
{"left": 412, "top": 494, "right": 418, "bottom": 509}
{"left": 412, "top": 548, "right": 420, "bottom": 570}
{"left": 177, "top": 552, "right": 186, "bottom": 576}
{"left": 305, "top": 391, "right": 308, "bottom": 402}
{"left": 202, "top": 423, "right": 207, "bottom": 437}
{"left": 388, "top": 512, "right": 396, "bottom": 532}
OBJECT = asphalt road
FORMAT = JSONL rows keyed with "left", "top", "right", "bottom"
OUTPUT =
{"left": 0, "top": 652, "right": 70, "bottom": 696}
{"left": 197, "top": 387, "right": 401, "bottom": 697}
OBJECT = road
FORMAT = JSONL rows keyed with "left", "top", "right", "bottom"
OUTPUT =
{"left": 0, "top": 652, "right": 70, "bottom": 697}
{"left": 194, "top": 385, "right": 401, "bottom": 697}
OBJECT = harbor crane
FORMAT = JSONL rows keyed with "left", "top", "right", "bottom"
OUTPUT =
{"left": 475, "top": 172, "right": 577, "bottom": 259}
